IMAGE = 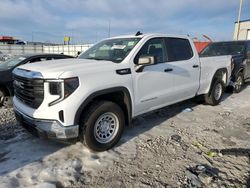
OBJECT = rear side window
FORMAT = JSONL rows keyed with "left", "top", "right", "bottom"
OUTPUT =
{"left": 165, "top": 38, "right": 193, "bottom": 61}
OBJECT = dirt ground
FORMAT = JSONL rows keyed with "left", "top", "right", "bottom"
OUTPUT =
{"left": 0, "top": 83, "right": 250, "bottom": 188}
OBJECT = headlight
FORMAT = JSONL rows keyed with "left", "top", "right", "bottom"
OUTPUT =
{"left": 48, "top": 77, "right": 79, "bottom": 106}
{"left": 64, "top": 77, "right": 79, "bottom": 98}
{"left": 49, "top": 81, "right": 62, "bottom": 95}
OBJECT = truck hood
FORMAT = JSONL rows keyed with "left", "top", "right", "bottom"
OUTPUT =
{"left": 14, "top": 59, "right": 120, "bottom": 79}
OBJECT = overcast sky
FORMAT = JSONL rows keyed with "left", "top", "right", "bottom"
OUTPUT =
{"left": 0, "top": 0, "right": 249, "bottom": 44}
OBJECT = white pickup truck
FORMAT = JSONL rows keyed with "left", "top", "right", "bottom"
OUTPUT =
{"left": 13, "top": 33, "right": 232, "bottom": 151}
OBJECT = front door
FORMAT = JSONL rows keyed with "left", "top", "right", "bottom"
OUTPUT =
{"left": 132, "top": 38, "right": 175, "bottom": 115}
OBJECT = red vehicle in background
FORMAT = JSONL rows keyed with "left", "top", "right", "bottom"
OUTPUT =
{"left": 193, "top": 35, "right": 212, "bottom": 53}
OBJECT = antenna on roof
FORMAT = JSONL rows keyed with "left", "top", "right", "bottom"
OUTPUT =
{"left": 135, "top": 31, "right": 143, "bottom": 36}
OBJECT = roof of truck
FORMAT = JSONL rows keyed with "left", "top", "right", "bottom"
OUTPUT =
{"left": 109, "top": 33, "right": 190, "bottom": 40}
{"left": 210, "top": 40, "right": 250, "bottom": 44}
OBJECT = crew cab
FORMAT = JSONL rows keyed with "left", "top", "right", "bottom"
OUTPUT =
{"left": 13, "top": 34, "right": 232, "bottom": 151}
{"left": 0, "top": 54, "right": 73, "bottom": 106}
{"left": 200, "top": 40, "right": 250, "bottom": 93}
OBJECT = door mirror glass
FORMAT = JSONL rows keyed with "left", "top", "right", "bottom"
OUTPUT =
{"left": 138, "top": 55, "right": 155, "bottom": 65}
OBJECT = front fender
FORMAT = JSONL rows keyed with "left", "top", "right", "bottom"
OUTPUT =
{"left": 74, "top": 87, "right": 133, "bottom": 126}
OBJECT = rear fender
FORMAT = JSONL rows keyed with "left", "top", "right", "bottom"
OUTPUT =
{"left": 207, "top": 68, "right": 228, "bottom": 95}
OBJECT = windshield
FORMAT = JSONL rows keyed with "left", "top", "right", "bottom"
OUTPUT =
{"left": 0, "top": 56, "right": 26, "bottom": 69}
{"left": 200, "top": 42, "right": 245, "bottom": 57}
{"left": 79, "top": 38, "right": 141, "bottom": 63}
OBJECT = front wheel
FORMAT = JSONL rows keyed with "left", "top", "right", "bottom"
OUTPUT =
{"left": 81, "top": 101, "right": 125, "bottom": 151}
{"left": 205, "top": 79, "right": 224, "bottom": 106}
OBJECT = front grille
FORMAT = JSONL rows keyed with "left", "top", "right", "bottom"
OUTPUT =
{"left": 13, "top": 75, "right": 44, "bottom": 109}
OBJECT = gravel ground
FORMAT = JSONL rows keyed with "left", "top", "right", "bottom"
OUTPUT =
{"left": 0, "top": 83, "right": 250, "bottom": 188}
{"left": 0, "top": 107, "right": 21, "bottom": 141}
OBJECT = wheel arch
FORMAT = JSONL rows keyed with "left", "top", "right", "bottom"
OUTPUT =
{"left": 74, "top": 87, "right": 133, "bottom": 128}
{"left": 207, "top": 68, "right": 228, "bottom": 95}
{"left": 0, "top": 84, "right": 11, "bottom": 96}
{"left": 235, "top": 66, "right": 246, "bottom": 79}
{"left": 213, "top": 68, "right": 228, "bottom": 86}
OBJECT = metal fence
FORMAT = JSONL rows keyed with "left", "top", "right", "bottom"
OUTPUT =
{"left": 0, "top": 44, "right": 43, "bottom": 55}
{"left": 43, "top": 44, "right": 92, "bottom": 56}
{"left": 0, "top": 44, "right": 92, "bottom": 57}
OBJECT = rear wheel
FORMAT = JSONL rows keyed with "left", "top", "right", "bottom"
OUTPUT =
{"left": 234, "top": 72, "right": 244, "bottom": 93}
{"left": 205, "top": 79, "right": 224, "bottom": 106}
{"left": 80, "top": 101, "right": 125, "bottom": 151}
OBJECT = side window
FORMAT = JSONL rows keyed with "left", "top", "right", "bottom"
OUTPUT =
{"left": 165, "top": 38, "right": 193, "bottom": 61}
{"left": 46, "top": 57, "right": 53, "bottom": 60}
{"left": 29, "top": 57, "right": 41, "bottom": 63}
{"left": 40, "top": 57, "right": 47, "bottom": 61}
{"left": 135, "top": 38, "right": 167, "bottom": 64}
{"left": 28, "top": 57, "right": 47, "bottom": 63}
{"left": 52, "top": 56, "right": 66, "bottom": 60}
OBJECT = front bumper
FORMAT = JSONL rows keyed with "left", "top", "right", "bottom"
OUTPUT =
{"left": 14, "top": 108, "right": 79, "bottom": 140}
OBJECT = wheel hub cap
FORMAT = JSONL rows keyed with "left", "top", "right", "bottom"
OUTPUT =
{"left": 235, "top": 76, "right": 243, "bottom": 90}
{"left": 214, "top": 83, "right": 222, "bottom": 101}
{"left": 100, "top": 121, "right": 110, "bottom": 132}
{"left": 94, "top": 112, "right": 119, "bottom": 144}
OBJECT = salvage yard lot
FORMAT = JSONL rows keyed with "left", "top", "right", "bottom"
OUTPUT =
{"left": 0, "top": 83, "right": 250, "bottom": 188}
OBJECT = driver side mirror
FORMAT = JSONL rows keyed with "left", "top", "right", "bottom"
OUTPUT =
{"left": 138, "top": 55, "right": 156, "bottom": 66}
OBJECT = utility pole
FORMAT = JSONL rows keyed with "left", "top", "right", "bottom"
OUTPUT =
{"left": 237, "top": 0, "right": 243, "bottom": 40}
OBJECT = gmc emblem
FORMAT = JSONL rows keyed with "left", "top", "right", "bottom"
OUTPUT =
{"left": 14, "top": 80, "right": 24, "bottom": 89}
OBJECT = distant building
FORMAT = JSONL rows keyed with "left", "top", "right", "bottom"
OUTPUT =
{"left": 233, "top": 19, "right": 250, "bottom": 40}
{"left": 0, "top": 36, "right": 27, "bottom": 45}
{"left": 0, "top": 36, "right": 16, "bottom": 44}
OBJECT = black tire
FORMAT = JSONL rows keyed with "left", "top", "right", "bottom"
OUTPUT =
{"left": 80, "top": 101, "right": 125, "bottom": 152}
{"left": 0, "top": 89, "right": 5, "bottom": 107}
{"left": 205, "top": 79, "right": 224, "bottom": 106}
{"left": 234, "top": 72, "right": 244, "bottom": 93}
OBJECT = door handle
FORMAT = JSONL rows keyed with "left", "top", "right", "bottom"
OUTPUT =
{"left": 193, "top": 65, "right": 199, "bottom": 68}
{"left": 164, "top": 68, "right": 173, "bottom": 72}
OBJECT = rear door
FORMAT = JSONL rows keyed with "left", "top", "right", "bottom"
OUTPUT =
{"left": 164, "top": 38, "right": 200, "bottom": 101}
